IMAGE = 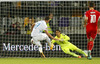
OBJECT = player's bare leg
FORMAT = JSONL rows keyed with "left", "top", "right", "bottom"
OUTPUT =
{"left": 65, "top": 51, "right": 81, "bottom": 58}
{"left": 75, "top": 48, "right": 87, "bottom": 57}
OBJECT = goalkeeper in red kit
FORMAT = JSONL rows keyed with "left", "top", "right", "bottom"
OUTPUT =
{"left": 84, "top": 2, "right": 100, "bottom": 60}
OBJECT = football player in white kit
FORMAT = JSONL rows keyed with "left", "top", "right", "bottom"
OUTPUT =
{"left": 31, "top": 16, "right": 58, "bottom": 58}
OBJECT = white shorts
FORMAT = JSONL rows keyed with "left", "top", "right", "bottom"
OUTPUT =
{"left": 31, "top": 33, "right": 49, "bottom": 47}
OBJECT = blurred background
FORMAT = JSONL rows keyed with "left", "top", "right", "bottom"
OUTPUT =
{"left": 0, "top": 1, "right": 100, "bottom": 57}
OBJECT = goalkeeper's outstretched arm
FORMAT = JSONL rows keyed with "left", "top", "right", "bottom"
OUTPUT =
{"left": 45, "top": 30, "right": 59, "bottom": 41}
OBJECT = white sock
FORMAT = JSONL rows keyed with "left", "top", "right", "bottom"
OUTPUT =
{"left": 46, "top": 36, "right": 51, "bottom": 46}
{"left": 39, "top": 46, "right": 43, "bottom": 53}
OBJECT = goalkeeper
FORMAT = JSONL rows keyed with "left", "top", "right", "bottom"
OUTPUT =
{"left": 51, "top": 29, "right": 87, "bottom": 58}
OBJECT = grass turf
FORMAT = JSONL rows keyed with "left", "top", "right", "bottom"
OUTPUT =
{"left": 0, "top": 57, "right": 100, "bottom": 64}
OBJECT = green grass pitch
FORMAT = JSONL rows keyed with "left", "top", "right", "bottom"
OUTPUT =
{"left": 0, "top": 57, "right": 100, "bottom": 64}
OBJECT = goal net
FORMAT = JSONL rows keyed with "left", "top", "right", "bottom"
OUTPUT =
{"left": 0, "top": 0, "right": 100, "bottom": 57}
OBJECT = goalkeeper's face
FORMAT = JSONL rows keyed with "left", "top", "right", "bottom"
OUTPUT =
{"left": 56, "top": 31, "right": 61, "bottom": 37}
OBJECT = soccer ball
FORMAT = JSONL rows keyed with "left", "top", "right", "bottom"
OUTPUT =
{"left": 31, "top": 39, "right": 35, "bottom": 44}
{"left": 83, "top": 50, "right": 88, "bottom": 56}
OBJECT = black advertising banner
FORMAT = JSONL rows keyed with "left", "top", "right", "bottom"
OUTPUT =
{"left": 0, "top": 34, "right": 100, "bottom": 57}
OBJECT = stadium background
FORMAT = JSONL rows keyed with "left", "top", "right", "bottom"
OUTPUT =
{"left": 0, "top": 0, "right": 100, "bottom": 57}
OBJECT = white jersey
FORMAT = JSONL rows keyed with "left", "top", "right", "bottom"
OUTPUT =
{"left": 31, "top": 20, "right": 47, "bottom": 37}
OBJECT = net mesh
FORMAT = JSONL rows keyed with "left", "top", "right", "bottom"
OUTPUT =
{"left": 0, "top": 0, "right": 100, "bottom": 57}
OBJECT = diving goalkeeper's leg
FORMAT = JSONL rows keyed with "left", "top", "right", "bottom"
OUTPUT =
{"left": 63, "top": 48, "right": 81, "bottom": 58}
{"left": 75, "top": 48, "right": 87, "bottom": 57}
{"left": 67, "top": 51, "right": 81, "bottom": 58}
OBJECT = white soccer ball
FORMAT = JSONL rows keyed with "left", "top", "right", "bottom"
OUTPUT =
{"left": 31, "top": 39, "right": 35, "bottom": 44}
{"left": 83, "top": 50, "right": 88, "bottom": 56}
